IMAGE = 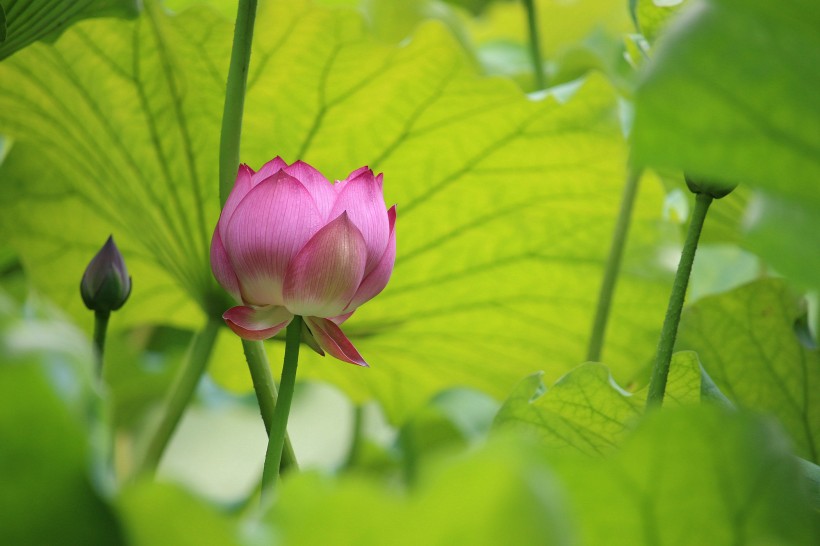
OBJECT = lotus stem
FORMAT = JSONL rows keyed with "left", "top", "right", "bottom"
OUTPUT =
{"left": 522, "top": 0, "right": 546, "bottom": 90}
{"left": 646, "top": 192, "right": 713, "bottom": 408}
{"left": 260, "top": 316, "right": 303, "bottom": 502}
{"left": 344, "top": 404, "right": 364, "bottom": 468}
{"left": 136, "top": 316, "right": 221, "bottom": 475}
{"left": 219, "top": 0, "right": 259, "bottom": 206}
{"left": 242, "top": 339, "right": 298, "bottom": 472}
{"left": 586, "top": 167, "right": 643, "bottom": 362}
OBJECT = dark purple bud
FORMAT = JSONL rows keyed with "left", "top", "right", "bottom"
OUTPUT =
{"left": 81, "top": 235, "right": 132, "bottom": 312}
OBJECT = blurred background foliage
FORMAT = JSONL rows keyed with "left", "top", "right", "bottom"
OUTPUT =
{"left": 0, "top": 0, "right": 818, "bottom": 543}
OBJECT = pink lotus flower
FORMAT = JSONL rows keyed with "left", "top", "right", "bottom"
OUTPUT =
{"left": 210, "top": 157, "right": 396, "bottom": 366}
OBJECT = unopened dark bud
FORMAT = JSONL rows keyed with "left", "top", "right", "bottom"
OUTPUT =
{"left": 81, "top": 235, "right": 132, "bottom": 312}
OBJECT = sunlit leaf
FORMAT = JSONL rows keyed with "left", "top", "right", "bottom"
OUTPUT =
{"left": 0, "top": 0, "right": 672, "bottom": 421}
{"left": 0, "top": 3, "right": 226, "bottom": 328}
{"left": 0, "top": 0, "right": 139, "bottom": 61}
{"left": 492, "top": 351, "right": 701, "bottom": 455}
{"left": 677, "top": 279, "right": 820, "bottom": 463}
{"left": 239, "top": 4, "right": 672, "bottom": 419}
{"left": 633, "top": 0, "right": 688, "bottom": 43}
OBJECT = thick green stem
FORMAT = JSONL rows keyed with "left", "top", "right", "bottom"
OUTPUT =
{"left": 219, "top": 0, "right": 259, "bottom": 206}
{"left": 646, "top": 192, "right": 713, "bottom": 408}
{"left": 260, "top": 316, "right": 302, "bottom": 502}
{"left": 586, "top": 168, "right": 642, "bottom": 362}
{"left": 137, "top": 316, "right": 221, "bottom": 475}
{"left": 522, "top": 0, "right": 546, "bottom": 90}
{"left": 93, "top": 309, "right": 110, "bottom": 378}
{"left": 242, "top": 339, "right": 298, "bottom": 472}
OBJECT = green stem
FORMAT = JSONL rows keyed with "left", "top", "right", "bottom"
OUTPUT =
{"left": 260, "top": 316, "right": 302, "bottom": 502}
{"left": 93, "top": 309, "right": 110, "bottom": 378}
{"left": 219, "top": 0, "right": 259, "bottom": 206}
{"left": 586, "top": 167, "right": 642, "bottom": 362}
{"left": 344, "top": 404, "right": 364, "bottom": 468}
{"left": 137, "top": 316, "right": 221, "bottom": 475}
{"left": 242, "top": 339, "right": 299, "bottom": 472}
{"left": 646, "top": 192, "right": 713, "bottom": 408}
{"left": 522, "top": 0, "right": 546, "bottom": 90}
{"left": 628, "top": 0, "right": 639, "bottom": 32}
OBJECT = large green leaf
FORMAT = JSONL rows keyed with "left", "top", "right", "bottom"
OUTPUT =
{"left": 631, "top": 0, "right": 820, "bottom": 217}
{"left": 676, "top": 279, "right": 820, "bottom": 463}
{"left": 0, "top": 0, "right": 140, "bottom": 61}
{"left": 0, "top": 0, "right": 672, "bottom": 421}
{"left": 0, "top": 2, "right": 225, "bottom": 328}
{"left": 271, "top": 442, "right": 575, "bottom": 546}
{"left": 742, "top": 192, "right": 820, "bottom": 292}
{"left": 492, "top": 351, "right": 701, "bottom": 455}
{"left": 269, "top": 407, "right": 817, "bottom": 545}
{"left": 117, "top": 481, "right": 240, "bottom": 546}
{"left": 556, "top": 406, "right": 818, "bottom": 545}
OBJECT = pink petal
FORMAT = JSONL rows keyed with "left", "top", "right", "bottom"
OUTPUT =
{"left": 285, "top": 160, "right": 335, "bottom": 221}
{"left": 252, "top": 156, "right": 288, "bottom": 186}
{"left": 223, "top": 171, "right": 323, "bottom": 306}
{"left": 282, "top": 212, "right": 367, "bottom": 317}
{"left": 210, "top": 227, "right": 241, "bottom": 302}
{"left": 329, "top": 168, "right": 389, "bottom": 275}
{"left": 218, "top": 164, "right": 254, "bottom": 240}
{"left": 223, "top": 305, "right": 293, "bottom": 341}
{"left": 330, "top": 311, "right": 354, "bottom": 325}
{"left": 346, "top": 165, "right": 371, "bottom": 181}
{"left": 304, "top": 316, "right": 368, "bottom": 367}
{"left": 332, "top": 165, "right": 370, "bottom": 193}
{"left": 346, "top": 205, "right": 396, "bottom": 312}
{"left": 301, "top": 320, "right": 325, "bottom": 356}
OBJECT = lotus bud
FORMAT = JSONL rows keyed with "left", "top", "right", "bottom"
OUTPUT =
{"left": 81, "top": 235, "right": 132, "bottom": 313}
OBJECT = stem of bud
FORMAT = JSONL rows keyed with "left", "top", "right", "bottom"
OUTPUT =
{"left": 646, "top": 192, "right": 713, "bottom": 408}
{"left": 93, "top": 309, "right": 110, "bottom": 378}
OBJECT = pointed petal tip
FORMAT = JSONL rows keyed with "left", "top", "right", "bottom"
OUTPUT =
{"left": 304, "top": 316, "right": 369, "bottom": 367}
{"left": 344, "top": 165, "right": 372, "bottom": 182}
